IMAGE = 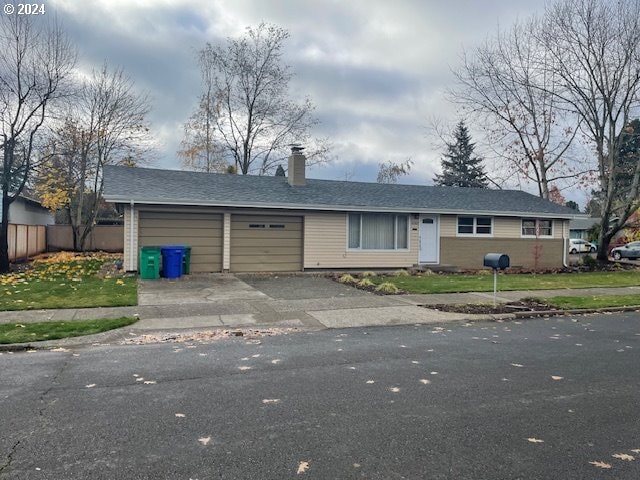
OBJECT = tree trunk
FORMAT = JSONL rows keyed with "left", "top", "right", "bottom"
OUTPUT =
{"left": 0, "top": 188, "right": 11, "bottom": 273}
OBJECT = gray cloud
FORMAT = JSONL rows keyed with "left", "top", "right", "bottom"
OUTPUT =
{"left": 46, "top": 0, "right": 575, "bottom": 199}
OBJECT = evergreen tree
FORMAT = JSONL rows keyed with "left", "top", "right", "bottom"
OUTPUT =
{"left": 433, "top": 121, "right": 488, "bottom": 188}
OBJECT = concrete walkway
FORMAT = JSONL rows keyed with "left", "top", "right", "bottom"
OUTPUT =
{"left": 1, "top": 275, "right": 639, "bottom": 332}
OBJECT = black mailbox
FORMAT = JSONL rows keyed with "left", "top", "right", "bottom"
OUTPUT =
{"left": 483, "top": 253, "right": 510, "bottom": 270}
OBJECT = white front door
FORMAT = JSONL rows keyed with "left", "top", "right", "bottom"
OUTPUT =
{"left": 419, "top": 215, "right": 439, "bottom": 264}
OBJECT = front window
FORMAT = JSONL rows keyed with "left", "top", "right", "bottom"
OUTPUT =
{"left": 522, "top": 219, "right": 553, "bottom": 237}
{"left": 457, "top": 216, "right": 492, "bottom": 236}
{"left": 348, "top": 213, "right": 409, "bottom": 250}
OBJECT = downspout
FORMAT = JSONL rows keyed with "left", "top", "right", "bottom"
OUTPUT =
{"left": 130, "top": 199, "right": 135, "bottom": 271}
{"left": 562, "top": 219, "right": 568, "bottom": 268}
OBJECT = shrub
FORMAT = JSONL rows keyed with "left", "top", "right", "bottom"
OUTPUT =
{"left": 338, "top": 274, "right": 357, "bottom": 284}
{"left": 422, "top": 269, "right": 435, "bottom": 276}
{"left": 581, "top": 255, "right": 598, "bottom": 269}
{"left": 358, "top": 278, "right": 375, "bottom": 288}
{"left": 361, "top": 271, "right": 377, "bottom": 278}
{"left": 394, "top": 269, "right": 409, "bottom": 277}
{"left": 375, "top": 282, "right": 400, "bottom": 294}
{"left": 476, "top": 269, "right": 491, "bottom": 276}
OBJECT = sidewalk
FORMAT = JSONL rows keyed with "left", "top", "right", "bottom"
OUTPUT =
{"left": 1, "top": 286, "right": 638, "bottom": 332}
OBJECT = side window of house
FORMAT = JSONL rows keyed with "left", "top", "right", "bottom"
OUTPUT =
{"left": 348, "top": 213, "right": 409, "bottom": 250}
{"left": 457, "top": 216, "right": 492, "bottom": 236}
{"left": 522, "top": 219, "right": 553, "bottom": 237}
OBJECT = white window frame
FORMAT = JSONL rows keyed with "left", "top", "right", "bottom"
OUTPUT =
{"left": 347, "top": 213, "right": 410, "bottom": 251}
{"left": 456, "top": 216, "right": 494, "bottom": 237}
{"left": 521, "top": 218, "right": 554, "bottom": 239}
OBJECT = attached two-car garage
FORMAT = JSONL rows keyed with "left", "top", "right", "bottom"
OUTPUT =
{"left": 137, "top": 211, "right": 303, "bottom": 273}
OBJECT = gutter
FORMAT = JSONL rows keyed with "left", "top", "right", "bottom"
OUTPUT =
{"left": 103, "top": 196, "right": 587, "bottom": 221}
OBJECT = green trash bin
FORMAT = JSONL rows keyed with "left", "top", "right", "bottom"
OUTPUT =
{"left": 139, "top": 246, "right": 161, "bottom": 279}
{"left": 182, "top": 246, "right": 192, "bottom": 275}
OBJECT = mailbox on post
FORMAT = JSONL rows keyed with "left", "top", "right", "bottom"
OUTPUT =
{"left": 483, "top": 253, "right": 510, "bottom": 306}
{"left": 483, "top": 253, "right": 510, "bottom": 270}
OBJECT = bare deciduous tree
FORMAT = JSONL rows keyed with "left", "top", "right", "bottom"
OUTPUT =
{"left": 376, "top": 159, "right": 413, "bottom": 184}
{"left": 198, "top": 23, "right": 329, "bottom": 175}
{"left": 539, "top": 0, "right": 640, "bottom": 260}
{"left": 178, "top": 50, "right": 227, "bottom": 173}
{"left": 451, "top": 19, "right": 586, "bottom": 199}
{"left": 36, "top": 64, "right": 152, "bottom": 251}
{"left": 0, "top": 15, "right": 75, "bottom": 272}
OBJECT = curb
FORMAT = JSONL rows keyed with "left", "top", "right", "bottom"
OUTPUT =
{"left": 2, "top": 306, "right": 638, "bottom": 352}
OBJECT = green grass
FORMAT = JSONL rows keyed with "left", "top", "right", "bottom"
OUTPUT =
{"left": 0, "top": 253, "right": 137, "bottom": 311}
{"left": 369, "top": 270, "right": 640, "bottom": 294}
{"left": 0, "top": 317, "right": 138, "bottom": 344}
{"left": 544, "top": 295, "right": 640, "bottom": 310}
{"left": 0, "top": 276, "right": 137, "bottom": 311}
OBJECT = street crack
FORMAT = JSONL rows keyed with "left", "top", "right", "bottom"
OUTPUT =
{"left": 0, "top": 440, "right": 20, "bottom": 477}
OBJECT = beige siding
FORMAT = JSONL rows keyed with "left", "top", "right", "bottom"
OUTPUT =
{"left": 223, "top": 213, "right": 231, "bottom": 271}
{"left": 138, "top": 211, "right": 222, "bottom": 272}
{"left": 440, "top": 238, "right": 564, "bottom": 269}
{"left": 123, "top": 205, "right": 139, "bottom": 271}
{"left": 304, "top": 212, "right": 419, "bottom": 269}
{"left": 230, "top": 215, "right": 303, "bottom": 272}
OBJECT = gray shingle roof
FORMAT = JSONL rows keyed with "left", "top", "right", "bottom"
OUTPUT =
{"left": 103, "top": 165, "right": 581, "bottom": 218}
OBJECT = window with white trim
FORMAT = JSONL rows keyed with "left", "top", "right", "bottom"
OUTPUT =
{"left": 457, "top": 216, "right": 492, "bottom": 236}
{"left": 348, "top": 213, "right": 409, "bottom": 250}
{"left": 522, "top": 218, "right": 553, "bottom": 237}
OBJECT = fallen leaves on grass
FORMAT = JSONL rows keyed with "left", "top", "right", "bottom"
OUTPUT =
{"left": 296, "top": 461, "right": 309, "bottom": 474}
{"left": 589, "top": 461, "right": 612, "bottom": 469}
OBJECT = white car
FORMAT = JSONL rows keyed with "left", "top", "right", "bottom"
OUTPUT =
{"left": 569, "top": 238, "right": 596, "bottom": 254}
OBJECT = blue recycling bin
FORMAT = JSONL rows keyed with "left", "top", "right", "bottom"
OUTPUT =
{"left": 160, "top": 246, "right": 185, "bottom": 279}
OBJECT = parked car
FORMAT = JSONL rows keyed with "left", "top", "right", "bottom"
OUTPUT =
{"left": 569, "top": 238, "right": 596, "bottom": 254}
{"left": 610, "top": 241, "right": 640, "bottom": 260}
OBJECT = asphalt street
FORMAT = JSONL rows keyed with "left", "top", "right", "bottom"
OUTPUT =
{"left": 1, "top": 313, "right": 640, "bottom": 479}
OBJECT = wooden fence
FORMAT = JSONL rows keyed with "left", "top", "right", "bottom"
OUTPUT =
{"left": 46, "top": 225, "right": 124, "bottom": 252}
{"left": 8, "top": 224, "right": 47, "bottom": 262}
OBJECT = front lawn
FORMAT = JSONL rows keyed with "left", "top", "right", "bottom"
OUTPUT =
{"left": 544, "top": 294, "right": 640, "bottom": 310}
{"left": 368, "top": 270, "right": 640, "bottom": 294}
{"left": 0, "top": 317, "right": 138, "bottom": 344}
{"left": 0, "top": 252, "right": 137, "bottom": 311}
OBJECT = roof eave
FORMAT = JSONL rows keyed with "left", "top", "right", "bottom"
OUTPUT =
{"left": 103, "top": 195, "right": 585, "bottom": 220}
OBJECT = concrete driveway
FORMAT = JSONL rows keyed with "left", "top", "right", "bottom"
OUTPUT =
{"left": 135, "top": 274, "right": 470, "bottom": 331}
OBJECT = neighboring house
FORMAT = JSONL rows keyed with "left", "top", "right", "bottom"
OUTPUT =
{"left": 0, "top": 193, "right": 55, "bottom": 225}
{"left": 103, "top": 150, "right": 583, "bottom": 273}
{"left": 569, "top": 217, "right": 600, "bottom": 240}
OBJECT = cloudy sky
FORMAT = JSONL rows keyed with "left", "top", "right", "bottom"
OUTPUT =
{"left": 47, "top": 0, "right": 584, "bottom": 201}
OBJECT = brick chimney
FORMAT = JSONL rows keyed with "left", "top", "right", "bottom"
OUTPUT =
{"left": 287, "top": 145, "right": 306, "bottom": 186}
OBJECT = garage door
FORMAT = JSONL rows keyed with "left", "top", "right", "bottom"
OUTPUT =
{"left": 138, "top": 211, "right": 222, "bottom": 273}
{"left": 230, "top": 215, "right": 303, "bottom": 272}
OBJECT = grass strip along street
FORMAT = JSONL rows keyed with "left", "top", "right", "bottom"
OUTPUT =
{"left": 0, "top": 317, "right": 138, "bottom": 344}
